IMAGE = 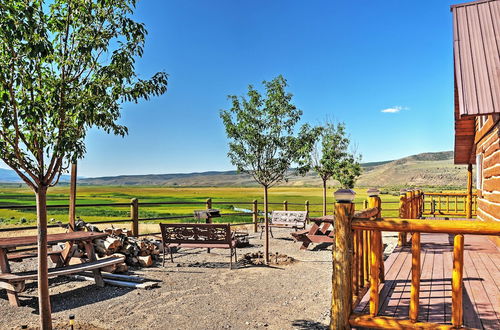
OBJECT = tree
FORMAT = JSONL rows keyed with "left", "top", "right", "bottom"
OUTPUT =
{"left": 0, "top": 1, "right": 167, "bottom": 328}
{"left": 310, "top": 121, "right": 361, "bottom": 215}
{"left": 220, "top": 75, "right": 317, "bottom": 263}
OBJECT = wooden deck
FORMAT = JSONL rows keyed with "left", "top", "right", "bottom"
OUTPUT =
{"left": 355, "top": 233, "right": 500, "bottom": 329}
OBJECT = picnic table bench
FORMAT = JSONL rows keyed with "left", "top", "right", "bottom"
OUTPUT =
{"left": 159, "top": 223, "right": 238, "bottom": 269}
{"left": 259, "top": 211, "right": 308, "bottom": 239}
{"left": 0, "top": 231, "right": 124, "bottom": 307}
{"left": 291, "top": 215, "right": 334, "bottom": 249}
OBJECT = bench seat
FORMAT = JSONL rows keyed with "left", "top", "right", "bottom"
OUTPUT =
{"left": 0, "top": 256, "right": 125, "bottom": 282}
{"left": 159, "top": 223, "right": 238, "bottom": 269}
{"left": 166, "top": 241, "right": 238, "bottom": 249}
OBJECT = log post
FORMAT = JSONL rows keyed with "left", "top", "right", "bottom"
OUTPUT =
{"left": 409, "top": 232, "right": 421, "bottom": 322}
{"left": 68, "top": 162, "right": 77, "bottom": 231}
{"left": 368, "top": 193, "right": 384, "bottom": 283}
{"left": 283, "top": 200, "right": 288, "bottom": 211}
{"left": 252, "top": 200, "right": 258, "bottom": 233}
{"left": 206, "top": 198, "right": 212, "bottom": 224}
{"left": 305, "top": 200, "right": 310, "bottom": 224}
{"left": 466, "top": 164, "right": 473, "bottom": 219}
{"left": 330, "top": 197, "right": 355, "bottom": 330}
{"left": 398, "top": 191, "right": 407, "bottom": 247}
{"left": 452, "top": 234, "right": 464, "bottom": 328}
{"left": 363, "top": 229, "right": 369, "bottom": 287}
{"left": 369, "top": 228, "right": 381, "bottom": 316}
{"left": 131, "top": 198, "right": 139, "bottom": 237}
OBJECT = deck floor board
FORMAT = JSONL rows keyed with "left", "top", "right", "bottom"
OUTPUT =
{"left": 356, "top": 233, "right": 500, "bottom": 329}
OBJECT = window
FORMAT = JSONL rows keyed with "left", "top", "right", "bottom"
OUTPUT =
{"left": 476, "top": 153, "right": 483, "bottom": 190}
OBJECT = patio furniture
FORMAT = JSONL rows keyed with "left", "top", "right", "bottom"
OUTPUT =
{"left": 159, "top": 223, "right": 238, "bottom": 269}
{"left": 259, "top": 211, "right": 308, "bottom": 239}
{"left": 291, "top": 215, "right": 334, "bottom": 250}
{"left": 0, "top": 231, "right": 124, "bottom": 307}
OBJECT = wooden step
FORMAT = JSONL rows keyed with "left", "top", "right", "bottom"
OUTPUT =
{"left": 0, "top": 256, "right": 125, "bottom": 282}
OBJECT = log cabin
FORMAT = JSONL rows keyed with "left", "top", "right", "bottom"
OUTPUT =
{"left": 451, "top": 0, "right": 500, "bottom": 245}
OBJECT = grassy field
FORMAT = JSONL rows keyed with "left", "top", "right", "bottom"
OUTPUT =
{"left": 0, "top": 185, "right": 406, "bottom": 235}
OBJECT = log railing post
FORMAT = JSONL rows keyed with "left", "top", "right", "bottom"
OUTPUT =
{"left": 252, "top": 200, "right": 258, "bottom": 233}
{"left": 331, "top": 190, "right": 355, "bottom": 330}
{"left": 368, "top": 191, "right": 384, "bottom": 283}
{"left": 363, "top": 229, "right": 370, "bottom": 287}
{"left": 369, "top": 228, "right": 382, "bottom": 316}
{"left": 398, "top": 190, "right": 407, "bottom": 247}
{"left": 452, "top": 234, "right": 464, "bottom": 328}
{"left": 206, "top": 198, "right": 212, "bottom": 224}
{"left": 283, "top": 200, "right": 288, "bottom": 211}
{"left": 131, "top": 198, "right": 139, "bottom": 237}
{"left": 409, "top": 232, "right": 421, "bottom": 322}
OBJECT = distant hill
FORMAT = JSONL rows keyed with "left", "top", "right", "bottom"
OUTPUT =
{"left": 0, "top": 151, "right": 468, "bottom": 188}
{"left": 72, "top": 150, "right": 469, "bottom": 188}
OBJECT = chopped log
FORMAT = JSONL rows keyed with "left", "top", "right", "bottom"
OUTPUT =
{"left": 138, "top": 255, "right": 153, "bottom": 267}
{"left": 68, "top": 257, "right": 86, "bottom": 265}
{"left": 115, "top": 263, "right": 128, "bottom": 273}
{"left": 104, "top": 237, "right": 122, "bottom": 251}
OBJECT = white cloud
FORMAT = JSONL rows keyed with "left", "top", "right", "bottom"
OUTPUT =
{"left": 381, "top": 106, "right": 408, "bottom": 113}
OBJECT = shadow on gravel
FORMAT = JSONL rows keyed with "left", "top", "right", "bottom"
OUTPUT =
{"left": 311, "top": 243, "right": 332, "bottom": 251}
{"left": 291, "top": 320, "right": 328, "bottom": 329}
{"left": 3, "top": 277, "right": 132, "bottom": 314}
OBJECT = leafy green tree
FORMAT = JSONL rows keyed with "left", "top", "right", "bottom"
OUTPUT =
{"left": 0, "top": 1, "right": 167, "bottom": 328}
{"left": 220, "top": 75, "right": 317, "bottom": 263}
{"left": 310, "top": 121, "right": 361, "bottom": 215}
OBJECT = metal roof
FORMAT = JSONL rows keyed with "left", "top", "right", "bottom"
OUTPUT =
{"left": 452, "top": 0, "right": 499, "bottom": 164}
{"left": 452, "top": 0, "right": 500, "bottom": 117}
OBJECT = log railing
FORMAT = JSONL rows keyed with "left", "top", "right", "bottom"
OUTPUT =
{"left": 331, "top": 197, "right": 500, "bottom": 329}
{"left": 422, "top": 192, "right": 477, "bottom": 217}
{"left": 397, "top": 189, "right": 424, "bottom": 246}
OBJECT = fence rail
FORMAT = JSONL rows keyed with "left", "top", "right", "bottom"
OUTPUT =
{"left": 0, "top": 197, "right": 403, "bottom": 235}
{"left": 422, "top": 192, "right": 477, "bottom": 217}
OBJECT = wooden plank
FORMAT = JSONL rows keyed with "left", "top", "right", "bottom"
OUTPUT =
{"left": 462, "top": 249, "right": 485, "bottom": 329}
{"left": 464, "top": 249, "right": 500, "bottom": 328}
{"left": 429, "top": 246, "right": 446, "bottom": 324}
{"left": 0, "top": 256, "right": 124, "bottom": 281}
{"left": 0, "top": 232, "right": 108, "bottom": 249}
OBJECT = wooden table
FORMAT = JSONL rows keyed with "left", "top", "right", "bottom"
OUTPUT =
{"left": 291, "top": 215, "right": 334, "bottom": 250}
{"left": 0, "top": 231, "right": 109, "bottom": 306}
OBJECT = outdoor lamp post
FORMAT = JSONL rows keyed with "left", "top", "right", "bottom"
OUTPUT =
{"left": 367, "top": 188, "right": 380, "bottom": 197}
{"left": 333, "top": 188, "right": 356, "bottom": 203}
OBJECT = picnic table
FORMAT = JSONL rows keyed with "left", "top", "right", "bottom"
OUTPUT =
{"left": 0, "top": 231, "right": 123, "bottom": 307}
{"left": 290, "top": 215, "right": 334, "bottom": 250}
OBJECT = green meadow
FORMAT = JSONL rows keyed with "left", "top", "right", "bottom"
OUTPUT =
{"left": 0, "top": 185, "right": 403, "bottom": 232}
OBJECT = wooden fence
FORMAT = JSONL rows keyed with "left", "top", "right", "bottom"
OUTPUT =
{"left": 0, "top": 198, "right": 400, "bottom": 236}
{"left": 422, "top": 192, "right": 477, "bottom": 217}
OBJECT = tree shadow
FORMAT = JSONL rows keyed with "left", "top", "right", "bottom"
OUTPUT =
{"left": 291, "top": 320, "right": 328, "bottom": 330}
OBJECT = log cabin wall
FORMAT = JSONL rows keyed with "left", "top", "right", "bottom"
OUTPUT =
{"left": 475, "top": 115, "right": 500, "bottom": 246}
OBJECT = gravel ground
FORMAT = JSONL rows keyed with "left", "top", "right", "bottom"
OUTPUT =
{"left": 0, "top": 227, "right": 398, "bottom": 330}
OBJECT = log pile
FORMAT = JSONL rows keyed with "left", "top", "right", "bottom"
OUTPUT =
{"left": 69, "top": 220, "right": 162, "bottom": 272}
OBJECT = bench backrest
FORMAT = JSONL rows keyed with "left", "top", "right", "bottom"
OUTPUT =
{"left": 271, "top": 211, "right": 308, "bottom": 225}
{"left": 159, "top": 223, "right": 232, "bottom": 245}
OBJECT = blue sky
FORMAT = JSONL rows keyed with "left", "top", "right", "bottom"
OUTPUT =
{"left": 4, "top": 1, "right": 470, "bottom": 177}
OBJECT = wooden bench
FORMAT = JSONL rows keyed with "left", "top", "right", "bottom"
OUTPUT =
{"left": 159, "top": 223, "right": 238, "bottom": 269}
{"left": 0, "top": 256, "right": 125, "bottom": 293}
{"left": 259, "top": 211, "right": 308, "bottom": 239}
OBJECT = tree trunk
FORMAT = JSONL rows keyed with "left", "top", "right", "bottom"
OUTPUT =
{"left": 36, "top": 186, "right": 52, "bottom": 330}
{"left": 322, "top": 178, "right": 327, "bottom": 216}
{"left": 264, "top": 185, "right": 270, "bottom": 264}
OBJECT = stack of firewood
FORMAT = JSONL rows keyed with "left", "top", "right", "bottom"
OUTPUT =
{"left": 68, "top": 220, "right": 163, "bottom": 273}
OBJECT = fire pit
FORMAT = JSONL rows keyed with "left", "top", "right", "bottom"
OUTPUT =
{"left": 242, "top": 251, "right": 296, "bottom": 266}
